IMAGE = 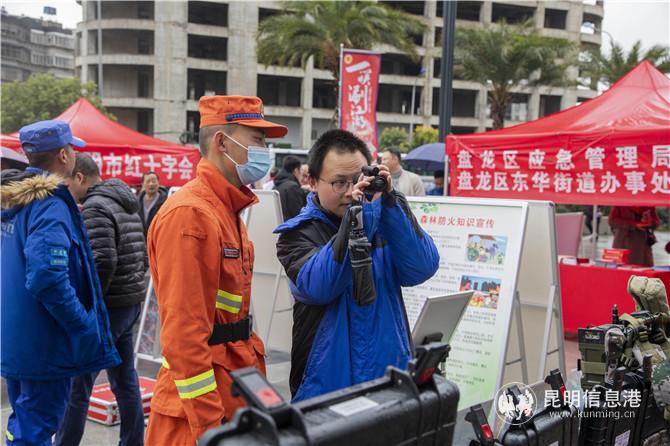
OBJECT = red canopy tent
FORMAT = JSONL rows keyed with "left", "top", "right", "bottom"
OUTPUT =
{"left": 3, "top": 98, "right": 200, "bottom": 187}
{"left": 1, "top": 134, "right": 28, "bottom": 166}
{"left": 1, "top": 133, "right": 21, "bottom": 149}
{"left": 446, "top": 61, "right": 670, "bottom": 206}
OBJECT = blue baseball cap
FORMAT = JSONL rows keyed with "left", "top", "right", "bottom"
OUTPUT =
{"left": 19, "top": 120, "right": 86, "bottom": 153}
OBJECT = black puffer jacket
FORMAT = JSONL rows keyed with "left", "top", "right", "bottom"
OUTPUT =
{"left": 273, "top": 169, "right": 307, "bottom": 221}
{"left": 82, "top": 179, "right": 148, "bottom": 308}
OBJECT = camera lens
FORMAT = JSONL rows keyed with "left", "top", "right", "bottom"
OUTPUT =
{"left": 372, "top": 176, "right": 387, "bottom": 192}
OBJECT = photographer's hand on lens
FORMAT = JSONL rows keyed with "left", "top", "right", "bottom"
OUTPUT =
{"left": 352, "top": 164, "right": 393, "bottom": 202}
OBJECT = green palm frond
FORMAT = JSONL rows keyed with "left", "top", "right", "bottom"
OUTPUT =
{"left": 454, "top": 20, "right": 575, "bottom": 128}
{"left": 257, "top": 0, "right": 426, "bottom": 76}
{"left": 581, "top": 40, "right": 670, "bottom": 87}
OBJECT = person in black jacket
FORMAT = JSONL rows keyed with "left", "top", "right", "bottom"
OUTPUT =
{"left": 57, "top": 153, "right": 147, "bottom": 446}
{"left": 274, "top": 155, "right": 307, "bottom": 221}
{"left": 137, "top": 171, "right": 168, "bottom": 236}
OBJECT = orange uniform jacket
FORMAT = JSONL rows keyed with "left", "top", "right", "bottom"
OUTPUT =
{"left": 147, "top": 159, "right": 266, "bottom": 440}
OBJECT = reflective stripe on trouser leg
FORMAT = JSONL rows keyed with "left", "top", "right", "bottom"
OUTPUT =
{"left": 216, "top": 290, "right": 242, "bottom": 314}
{"left": 173, "top": 369, "right": 217, "bottom": 399}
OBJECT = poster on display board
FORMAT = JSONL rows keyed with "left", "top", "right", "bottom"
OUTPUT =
{"left": 404, "top": 197, "right": 528, "bottom": 410}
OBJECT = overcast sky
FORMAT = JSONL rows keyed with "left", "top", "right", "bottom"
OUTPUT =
{"left": 2, "top": 0, "right": 669, "bottom": 53}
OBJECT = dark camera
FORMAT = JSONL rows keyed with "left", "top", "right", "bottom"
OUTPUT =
{"left": 361, "top": 166, "right": 388, "bottom": 193}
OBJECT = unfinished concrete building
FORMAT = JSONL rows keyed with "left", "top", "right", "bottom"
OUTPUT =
{"left": 75, "top": 1, "right": 603, "bottom": 147}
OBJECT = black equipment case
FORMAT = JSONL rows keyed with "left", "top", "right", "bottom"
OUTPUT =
{"left": 199, "top": 343, "right": 459, "bottom": 446}
{"left": 624, "top": 357, "right": 668, "bottom": 446}
{"left": 499, "top": 370, "right": 578, "bottom": 446}
{"left": 467, "top": 369, "right": 578, "bottom": 446}
{"left": 578, "top": 366, "right": 643, "bottom": 446}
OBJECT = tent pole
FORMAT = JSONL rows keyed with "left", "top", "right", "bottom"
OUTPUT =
{"left": 444, "top": 153, "right": 449, "bottom": 196}
{"left": 591, "top": 204, "right": 598, "bottom": 259}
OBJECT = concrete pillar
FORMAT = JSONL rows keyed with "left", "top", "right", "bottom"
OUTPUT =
{"left": 301, "top": 57, "right": 314, "bottom": 148}
{"left": 562, "top": 87, "right": 578, "bottom": 109}
{"left": 481, "top": 1, "right": 493, "bottom": 24}
{"left": 153, "top": 1, "right": 187, "bottom": 141}
{"left": 528, "top": 90, "right": 541, "bottom": 121}
{"left": 227, "top": 2, "right": 259, "bottom": 96}
{"left": 78, "top": 28, "right": 88, "bottom": 82}
{"left": 534, "top": 2, "right": 545, "bottom": 29}
{"left": 422, "top": 0, "right": 437, "bottom": 127}
{"left": 566, "top": 2, "right": 582, "bottom": 34}
{"left": 477, "top": 85, "right": 488, "bottom": 130}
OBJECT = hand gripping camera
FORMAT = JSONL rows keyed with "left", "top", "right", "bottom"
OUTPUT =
{"left": 361, "top": 166, "right": 388, "bottom": 193}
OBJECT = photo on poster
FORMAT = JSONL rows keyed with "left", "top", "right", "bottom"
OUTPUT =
{"left": 459, "top": 275, "right": 501, "bottom": 309}
{"left": 465, "top": 234, "right": 508, "bottom": 265}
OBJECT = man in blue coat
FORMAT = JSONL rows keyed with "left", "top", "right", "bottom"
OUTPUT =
{"left": 275, "top": 129, "right": 439, "bottom": 401}
{"left": 1, "top": 120, "right": 120, "bottom": 445}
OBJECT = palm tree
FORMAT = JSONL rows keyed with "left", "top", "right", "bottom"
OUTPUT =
{"left": 454, "top": 20, "right": 576, "bottom": 129}
{"left": 257, "top": 1, "right": 425, "bottom": 119}
{"left": 580, "top": 41, "right": 670, "bottom": 90}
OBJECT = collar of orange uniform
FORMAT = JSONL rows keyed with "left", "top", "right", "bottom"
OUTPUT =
{"left": 196, "top": 158, "right": 258, "bottom": 214}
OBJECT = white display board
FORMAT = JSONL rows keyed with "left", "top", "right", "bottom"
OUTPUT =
{"left": 246, "top": 190, "right": 293, "bottom": 353}
{"left": 555, "top": 212, "right": 584, "bottom": 257}
{"left": 405, "top": 197, "right": 528, "bottom": 410}
{"left": 512, "top": 201, "right": 565, "bottom": 382}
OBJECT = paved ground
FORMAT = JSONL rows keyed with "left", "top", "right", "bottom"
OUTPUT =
{"left": 1, "top": 232, "right": 667, "bottom": 444}
{"left": 0, "top": 352, "right": 290, "bottom": 446}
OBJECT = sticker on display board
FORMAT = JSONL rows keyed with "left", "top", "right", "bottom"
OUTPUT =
{"left": 328, "top": 396, "right": 379, "bottom": 417}
{"left": 614, "top": 430, "right": 630, "bottom": 446}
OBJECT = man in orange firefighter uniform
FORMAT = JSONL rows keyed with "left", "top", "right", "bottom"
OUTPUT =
{"left": 144, "top": 95, "right": 288, "bottom": 445}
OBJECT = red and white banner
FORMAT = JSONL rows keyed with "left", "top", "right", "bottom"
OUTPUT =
{"left": 339, "top": 49, "right": 381, "bottom": 157}
{"left": 448, "top": 142, "right": 670, "bottom": 206}
{"left": 2, "top": 136, "right": 199, "bottom": 188}
{"left": 83, "top": 148, "right": 199, "bottom": 188}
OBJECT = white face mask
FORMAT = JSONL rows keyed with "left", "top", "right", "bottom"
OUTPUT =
{"left": 223, "top": 133, "right": 271, "bottom": 185}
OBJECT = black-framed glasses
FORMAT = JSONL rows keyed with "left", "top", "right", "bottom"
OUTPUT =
{"left": 318, "top": 178, "right": 355, "bottom": 194}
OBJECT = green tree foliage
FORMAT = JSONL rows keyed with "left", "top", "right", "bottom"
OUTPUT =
{"left": 1, "top": 74, "right": 112, "bottom": 133}
{"left": 580, "top": 40, "right": 670, "bottom": 89}
{"left": 410, "top": 125, "right": 438, "bottom": 148}
{"left": 454, "top": 20, "right": 575, "bottom": 129}
{"left": 379, "top": 126, "right": 410, "bottom": 152}
{"left": 257, "top": 1, "right": 425, "bottom": 120}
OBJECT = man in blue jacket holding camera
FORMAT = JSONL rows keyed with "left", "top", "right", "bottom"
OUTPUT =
{"left": 1, "top": 120, "right": 120, "bottom": 445}
{"left": 274, "top": 129, "right": 439, "bottom": 401}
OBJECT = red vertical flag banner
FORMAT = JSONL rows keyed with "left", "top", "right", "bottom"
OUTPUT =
{"left": 339, "top": 49, "right": 381, "bottom": 157}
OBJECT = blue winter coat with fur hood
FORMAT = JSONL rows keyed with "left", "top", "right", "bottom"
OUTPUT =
{"left": 1, "top": 167, "right": 120, "bottom": 380}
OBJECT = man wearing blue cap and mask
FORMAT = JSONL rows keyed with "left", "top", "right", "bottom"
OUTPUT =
{"left": 144, "top": 96, "right": 287, "bottom": 445}
{"left": 1, "top": 120, "right": 120, "bottom": 445}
